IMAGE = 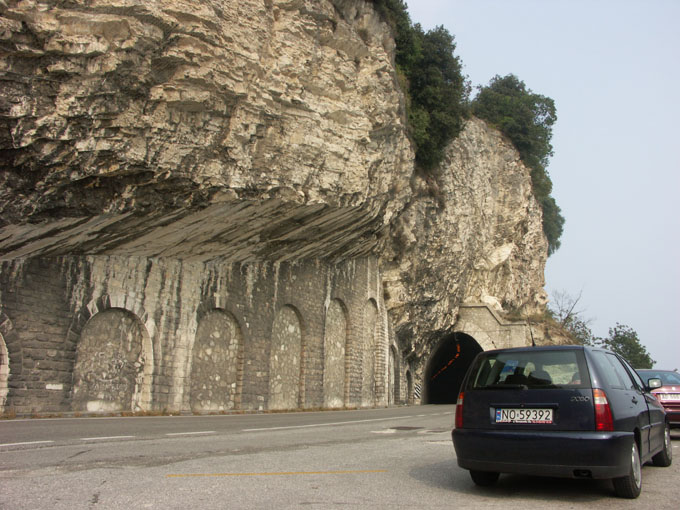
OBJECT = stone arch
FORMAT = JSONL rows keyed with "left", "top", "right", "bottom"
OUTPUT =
{"left": 361, "top": 299, "right": 378, "bottom": 407}
{"left": 0, "top": 312, "right": 21, "bottom": 373}
{"left": 454, "top": 304, "right": 529, "bottom": 351}
{"left": 71, "top": 306, "right": 153, "bottom": 413}
{"left": 268, "top": 305, "right": 303, "bottom": 411}
{"left": 388, "top": 345, "right": 398, "bottom": 406}
{"left": 405, "top": 369, "right": 414, "bottom": 405}
{"left": 190, "top": 308, "right": 244, "bottom": 413}
{"left": 323, "top": 298, "right": 348, "bottom": 409}
{"left": 0, "top": 312, "right": 21, "bottom": 413}
{"left": 0, "top": 330, "right": 8, "bottom": 412}
{"left": 423, "top": 332, "right": 483, "bottom": 404}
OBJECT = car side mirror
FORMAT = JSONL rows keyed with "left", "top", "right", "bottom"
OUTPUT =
{"left": 647, "top": 378, "right": 662, "bottom": 389}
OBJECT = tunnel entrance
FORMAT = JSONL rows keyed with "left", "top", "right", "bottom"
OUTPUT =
{"left": 423, "top": 332, "right": 483, "bottom": 404}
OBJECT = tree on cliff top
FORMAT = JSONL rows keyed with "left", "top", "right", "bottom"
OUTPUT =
{"left": 373, "top": 4, "right": 563, "bottom": 254}
{"left": 371, "top": 0, "right": 470, "bottom": 171}
{"left": 472, "top": 74, "right": 564, "bottom": 255}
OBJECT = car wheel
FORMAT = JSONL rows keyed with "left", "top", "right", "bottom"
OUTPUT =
{"left": 469, "top": 470, "right": 500, "bottom": 486}
{"left": 612, "top": 441, "right": 642, "bottom": 499}
{"left": 652, "top": 424, "right": 673, "bottom": 467}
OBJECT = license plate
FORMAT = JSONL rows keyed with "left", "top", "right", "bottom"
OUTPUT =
{"left": 660, "top": 393, "right": 680, "bottom": 400}
{"left": 495, "top": 408, "right": 553, "bottom": 424}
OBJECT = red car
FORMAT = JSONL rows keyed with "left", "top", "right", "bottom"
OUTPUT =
{"left": 637, "top": 369, "right": 680, "bottom": 428}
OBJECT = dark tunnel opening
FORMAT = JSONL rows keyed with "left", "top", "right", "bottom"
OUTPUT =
{"left": 423, "top": 332, "right": 483, "bottom": 404}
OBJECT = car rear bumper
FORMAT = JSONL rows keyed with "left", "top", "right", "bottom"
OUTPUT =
{"left": 452, "top": 428, "right": 633, "bottom": 479}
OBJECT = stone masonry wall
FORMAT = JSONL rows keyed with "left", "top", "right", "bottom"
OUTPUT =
{"left": 0, "top": 256, "right": 399, "bottom": 414}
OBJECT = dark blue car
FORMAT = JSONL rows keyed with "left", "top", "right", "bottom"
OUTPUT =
{"left": 452, "top": 345, "right": 672, "bottom": 498}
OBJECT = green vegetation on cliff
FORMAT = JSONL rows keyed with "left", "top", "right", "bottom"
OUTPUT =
{"left": 372, "top": 0, "right": 563, "bottom": 254}
{"left": 472, "top": 75, "right": 565, "bottom": 254}
{"left": 371, "top": 0, "right": 469, "bottom": 171}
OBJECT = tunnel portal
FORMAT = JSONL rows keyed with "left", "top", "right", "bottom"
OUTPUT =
{"left": 423, "top": 332, "right": 483, "bottom": 404}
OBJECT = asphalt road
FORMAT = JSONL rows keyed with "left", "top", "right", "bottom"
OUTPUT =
{"left": 1, "top": 405, "right": 677, "bottom": 509}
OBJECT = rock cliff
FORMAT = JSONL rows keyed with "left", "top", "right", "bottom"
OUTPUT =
{"left": 385, "top": 118, "right": 548, "bottom": 356}
{"left": 1, "top": 0, "right": 412, "bottom": 260}
{"left": 0, "top": 0, "right": 549, "bottom": 413}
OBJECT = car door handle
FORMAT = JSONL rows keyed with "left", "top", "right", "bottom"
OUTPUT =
{"left": 631, "top": 397, "right": 639, "bottom": 404}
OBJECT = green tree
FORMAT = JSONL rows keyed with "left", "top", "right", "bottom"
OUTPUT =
{"left": 371, "top": 1, "right": 470, "bottom": 171}
{"left": 406, "top": 25, "right": 469, "bottom": 170}
{"left": 471, "top": 74, "right": 564, "bottom": 254}
{"left": 599, "top": 323, "right": 655, "bottom": 369}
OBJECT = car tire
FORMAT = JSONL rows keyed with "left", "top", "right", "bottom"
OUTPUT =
{"left": 469, "top": 470, "right": 500, "bottom": 486}
{"left": 612, "top": 441, "right": 642, "bottom": 499}
{"left": 652, "top": 424, "right": 673, "bottom": 467}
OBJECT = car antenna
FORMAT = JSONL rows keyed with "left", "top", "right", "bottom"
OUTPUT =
{"left": 525, "top": 309, "right": 536, "bottom": 347}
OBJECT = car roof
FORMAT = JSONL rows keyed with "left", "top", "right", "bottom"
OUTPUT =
{"left": 637, "top": 369, "right": 676, "bottom": 373}
{"left": 480, "top": 344, "right": 588, "bottom": 355}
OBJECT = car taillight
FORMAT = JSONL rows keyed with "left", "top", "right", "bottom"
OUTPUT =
{"left": 593, "top": 388, "right": 614, "bottom": 431}
{"left": 455, "top": 392, "right": 464, "bottom": 429}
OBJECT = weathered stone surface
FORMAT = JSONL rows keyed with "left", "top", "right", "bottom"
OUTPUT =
{"left": 384, "top": 118, "right": 548, "bottom": 361}
{"left": 0, "top": 0, "right": 412, "bottom": 260}
{"left": 0, "top": 1, "right": 550, "bottom": 414}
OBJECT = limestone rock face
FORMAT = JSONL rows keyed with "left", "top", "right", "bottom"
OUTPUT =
{"left": 384, "top": 118, "right": 548, "bottom": 351}
{"left": 0, "top": 0, "right": 412, "bottom": 260}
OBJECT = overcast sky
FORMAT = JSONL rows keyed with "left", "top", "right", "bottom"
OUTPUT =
{"left": 406, "top": 0, "right": 680, "bottom": 367}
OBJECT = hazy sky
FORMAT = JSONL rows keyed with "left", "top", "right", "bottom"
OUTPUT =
{"left": 406, "top": 0, "right": 680, "bottom": 367}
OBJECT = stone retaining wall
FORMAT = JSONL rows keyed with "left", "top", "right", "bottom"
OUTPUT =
{"left": 0, "top": 256, "right": 398, "bottom": 415}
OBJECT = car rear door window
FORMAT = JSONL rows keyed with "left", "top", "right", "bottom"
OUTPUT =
{"left": 619, "top": 357, "right": 646, "bottom": 390}
{"left": 592, "top": 351, "right": 637, "bottom": 390}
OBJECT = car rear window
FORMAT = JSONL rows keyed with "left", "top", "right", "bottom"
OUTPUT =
{"left": 467, "top": 349, "right": 589, "bottom": 389}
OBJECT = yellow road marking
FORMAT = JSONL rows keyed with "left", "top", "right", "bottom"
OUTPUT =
{"left": 167, "top": 469, "right": 387, "bottom": 478}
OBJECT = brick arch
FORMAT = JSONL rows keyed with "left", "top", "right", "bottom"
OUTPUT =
{"left": 268, "top": 304, "right": 305, "bottom": 411}
{"left": 361, "top": 298, "right": 379, "bottom": 407}
{"left": 388, "top": 345, "right": 399, "bottom": 405}
{"left": 189, "top": 307, "right": 244, "bottom": 413}
{"left": 0, "top": 311, "right": 21, "bottom": 376}
{"left": 323, "top": 298, "right": 349, "bottom": 409}
{"left": 454, "top": 304, "right": 529, "bottom": 351}
{"left": 67, "top": 294, "right": 150, "bottom": 346}
{"left": 0, "top": 312, "right": 19, "bottom": 412}
{"left": 405, "top": 369, "right": 414, "bottom": 405}
{"left": 68, "top": 295, "right": 154, "bottom": 413}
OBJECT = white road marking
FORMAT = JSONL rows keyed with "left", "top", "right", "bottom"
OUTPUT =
{"left": 243, "top": 414, "right": 418, "bottom": 432}
{"left": 166, "top": 431, "right": 215, "bottom": 436}
{"left": 0, "top": 440, "right": 54, "bottom": 447}
{"left": 81, "top": 435, "right": 136, "bottom": 441}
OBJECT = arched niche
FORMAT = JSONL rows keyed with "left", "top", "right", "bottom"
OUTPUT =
{"left": 268, "top": 305, "right": 302, "bottom": 411}
{"left": 361, "top": 299, "right": 378, "bottom": 407}
{"left": 0, "top": 331, "right": 8, "bottom": 412}
{"left": 71, "top": 308, "right": 153, "bottom": 413}
{"left": 323, "top": 299, "right": 348, "bottom": 409}
{"left": 190, "top": 309, "right": 243, "bottom": 413}
{"left": 388, "top": 345, "right": 398, "bottom": 406}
